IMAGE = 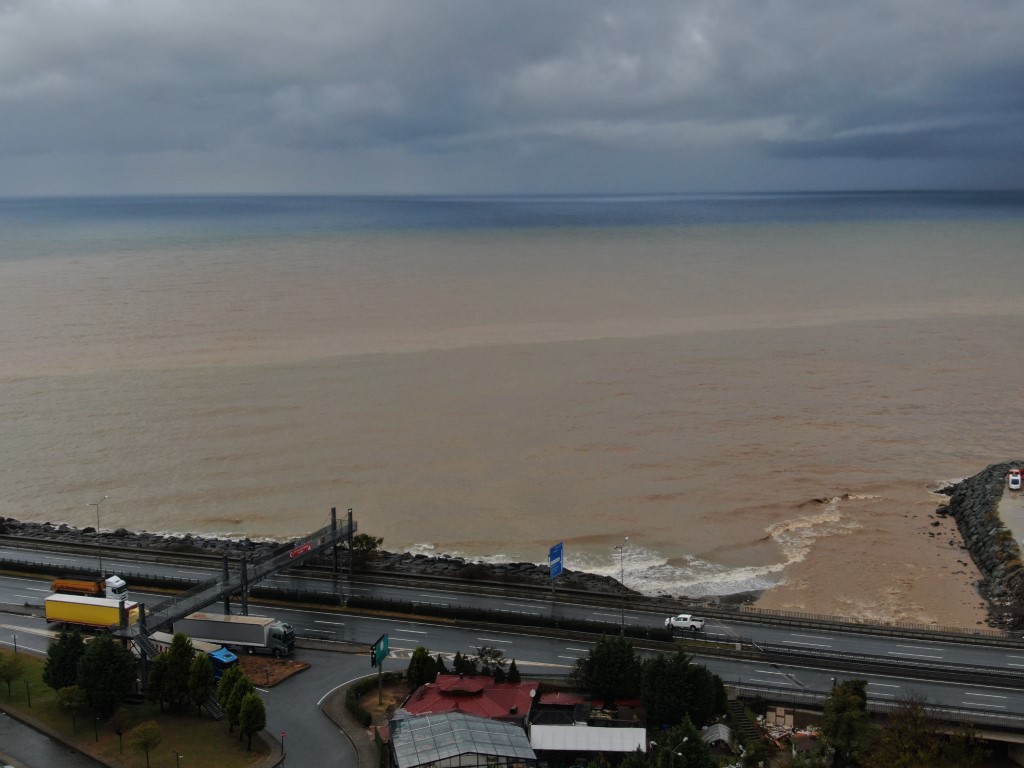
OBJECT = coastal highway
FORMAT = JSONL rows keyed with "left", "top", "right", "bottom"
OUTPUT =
{"left": 2, "top": 543, "right": 1023, "bottom": 678}
{"left": 4, "top": 589, "right": 1024, "bottom": 720}
{"left": 3, "top": 569, "right": 1024, "bottom": 723}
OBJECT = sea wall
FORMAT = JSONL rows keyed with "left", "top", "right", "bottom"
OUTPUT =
{"left": 0, "top": 517, "right": 630, "bottom": 595}
{"left": 942, "top": 461, "right": 1024, "bottom": 629}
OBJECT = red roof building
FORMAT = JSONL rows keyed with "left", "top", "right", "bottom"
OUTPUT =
{"left": 401, "top": 675, "right": 538, "bottom": 726}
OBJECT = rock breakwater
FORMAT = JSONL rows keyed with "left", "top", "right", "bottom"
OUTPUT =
{"left": 0, "top": 517, "right": 632, "bottom": 595}
{"left": 941, "top": 461, "right": 1024, "bottom": 629}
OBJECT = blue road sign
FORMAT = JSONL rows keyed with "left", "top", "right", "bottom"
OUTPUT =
{"left": 549, "top": 542, "right": 564, "bottom": 579}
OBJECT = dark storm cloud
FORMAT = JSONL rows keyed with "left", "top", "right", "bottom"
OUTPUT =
{"left": 1, "top": 0, "right": 1022, "bottom": 193}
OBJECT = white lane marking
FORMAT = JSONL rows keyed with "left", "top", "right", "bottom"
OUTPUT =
{"left": 1007, "top": 655, "right": 1024, "bottom": 660}
{"left": 391, "top": 628, "right": 428, "bottom": 634}
{"left": 790, "top": 634, "right": 832, "bottom": 640}
{"left": 965, "top": 693, "right": 1008, "bottom": 699}
{"left": 868, "top": 683, "right": 901, "bottom": 688}
{"left": 965, "top": 702, "right": 1006, "bottom": 709}
{"left": 565, "top": 647, "right": 592, "bottom": 652}
{"left": 592, "top": 612, "right": 620, "bottom": 618}
{"left": 506, "top": 603, "right": 543, "bottom": 608}
{"left": 25, "top": 587, "right": 50, "bottom": 592}
{"left": 894, "top": 645, "right": 942, "bottom": 657}
{"left": 887, "top": 651, "right": 942, "bottom": 660}
{"left": 1007, "top": 663, "right": 1024, "bottom": 668}
{"left": 754, "top": 670, "right": 787, "bottom": 675}
{"left": 871, "top": 693, "right": 896, "bottom": 698}
{"left": 557, "top": 655, "right": 580, "bottom": 660}
{"left": 476, "top": 638, "right": 513, "bottom": 644}
{"left": 782, "top": 640, "right": 832, "bottom": 648}
{"left": 749, "top": 678, "right": 794, "bottom": 686}
{"left": 314, "top": 620, "right": 345, "bottom": 626}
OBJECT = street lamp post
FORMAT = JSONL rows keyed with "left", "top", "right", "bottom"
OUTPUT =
{"left": 174, "top": 751, "right": 183, "bottom": 768}
{"left": 88, "top": 495, "right": 108, "bottom": 579}
{"left": 614, "top": 536, "right": 629, "bottom": 628}
{"left": 649, "top": 737, "right": 688, "bottom": 768}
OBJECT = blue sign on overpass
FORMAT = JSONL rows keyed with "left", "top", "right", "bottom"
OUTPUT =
{"left": 549, "top": 542, "right": 564, "bottom": 579}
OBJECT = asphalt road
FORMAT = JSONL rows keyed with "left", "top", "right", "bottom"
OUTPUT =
{"left": 5, "top": 546, "right": 1024, "bottom": 767}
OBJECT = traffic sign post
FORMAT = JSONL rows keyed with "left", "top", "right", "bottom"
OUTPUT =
{"left": 371, "top": 633, "right": 389, "bottom": 703}
{"left": 549, "top": 542, "right": 563, "bottom": 579}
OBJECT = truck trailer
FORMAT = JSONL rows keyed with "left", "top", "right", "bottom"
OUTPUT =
{"left": 174, "top": 612, "right": 294, "bottom": 657}
{"left": 50, "top": 575, "right": 128, "bottom": 600}
{"left": 44, "top": 594, "right": 140, "bottom": 629}
{"left": 144, "top": 631, "right": 239, "bottom": 680}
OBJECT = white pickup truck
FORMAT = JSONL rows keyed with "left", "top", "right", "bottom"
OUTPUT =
{"left": 665, "top": 614, "right": 705, "bottom": 632}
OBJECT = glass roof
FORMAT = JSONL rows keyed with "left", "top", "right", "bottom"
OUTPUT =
{"left": 391, "top": 711, "right": 536, "bottom": 768}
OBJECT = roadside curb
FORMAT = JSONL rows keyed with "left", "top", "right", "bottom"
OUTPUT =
{"left": 320, "top": 677, "right": 380, "bottom": 768}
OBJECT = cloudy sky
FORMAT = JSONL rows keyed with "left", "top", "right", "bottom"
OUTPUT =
{"left": 2, "top": 0, "right": 1022, "bottom": 195}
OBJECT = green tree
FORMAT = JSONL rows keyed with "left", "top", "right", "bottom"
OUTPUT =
{"left": 76, "top": 632, "right": 138, "bottom": 717}
{"left": 406, "top": 646, "right": 438, "bottom": 688}
{"left": 867, "top": 696, "right": 987, "bottom": 768}
{"left": 43, "top": 629, "right": 86, "bottom": 691}
{"left": 109, "top": 707, "right": 132, "bottom": 754}
{"left": 507, "top": 659, "right": 521, "bottom": 684}
{"left": 146, "top": 653, "right": 169, "bottom": 711}
{"left": 681, "top": 664, "right": 725, "bottom": 728}
{"left": 351, "top": 533, "right": 384, "bottom": 568}
{"left": 650, "top": 719, "right": 715, "bottom": 768}
{"left": 239, "top": 691, "right": 267, "bottom": 750}
{"left": 641, "top": 652, "right": 690, "bottom": 728}
{"left": 56, "top": 684, "right": 88, "bottom": 731}
{"left": 216, "top": 664, "right": 245, "bottom": 709}
{"left": 159, "top": 633, "right": 195, "bottom": 710}
{"left": 822, "top": 679, "right": 872, "bottom": 767}
{"left": 129, "top": 720, "right": 162, "bottom": 768}
{"left": 187, "top": 652, "right": 216, "bottom": 715}
{"left": 572, "top": 634, "right": 642, "bottom": 704}
{"left": 435, "top": 653, "right": 449, "bottom": 676}
{"left": 474, "top": 646, "right": 508, "bottom": 675}
{"left": 226, "top": 674, "right": 255, "bottom": 733}
{"left": 0, "top": 651, "right": 25, "bottom": 697}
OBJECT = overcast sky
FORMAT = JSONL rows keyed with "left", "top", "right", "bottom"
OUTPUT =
{"left": 2, "top": 0, "right": 1022, "bottom": 196}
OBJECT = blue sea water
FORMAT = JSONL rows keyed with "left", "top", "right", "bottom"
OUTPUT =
{"left": 2, "top": 190, "right": 1022, "bottom": 260}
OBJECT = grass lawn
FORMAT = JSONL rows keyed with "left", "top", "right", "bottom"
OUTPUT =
{"left": 0, "top": 649, "right": 270, "bottom": 768}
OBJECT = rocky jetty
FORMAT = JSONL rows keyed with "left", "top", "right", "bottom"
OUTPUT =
{"left": 0, "top": 517, "right": 632, "bottom": 595}
{"left": 941, "top": 461, "right": 1024, "bottom": 629}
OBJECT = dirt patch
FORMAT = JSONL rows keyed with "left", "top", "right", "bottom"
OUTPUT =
{"left": 359, "top": 680, "right": 413, "bottom": 731}
{"left": 238, "top": 655, "right": 310, "bottom": 687}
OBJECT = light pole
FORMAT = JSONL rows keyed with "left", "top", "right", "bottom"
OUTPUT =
{"left": 650, "top": 737, "right": 688, "bottom": 768}
{"left": 614, "top": 536, "right": 628, "bottom": 628}
{"left": 174, "top": 751, "right": 183, "bottom": 768}
{"left": 88, "top": 495, "right": 108, "bottom": 578}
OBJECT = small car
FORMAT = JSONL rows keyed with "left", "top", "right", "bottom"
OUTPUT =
{"left": 1009, "top": 469, "right": 1021, "bottom": 491}
{"left": 665, "top": 614, "right": 706, "bottom": 631}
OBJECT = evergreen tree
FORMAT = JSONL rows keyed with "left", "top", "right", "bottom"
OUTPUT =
{"left": 187, "top": 653, "right": 216, "bottom": 715}
{"left": 651, "top": 719, "right": 715, "bottom": 768}
{"left": 77, "top": 632, "right": 138, "bottom": 717}
{"left": 146, "top": 654, "right": 169, "bottom": 711}
{"left": 239, "top": 691, "right": 267, "bottom": 750}
{"left": 406, "top": 646, "right": 437, "bottom": 688}
{"left": 216, "top": 665, "right": 245, "bottom": 709}
{"left": 822, "top": 679, "right": 872, "bottom": 767}
{"left": 571, "top": 634, "right": 642, "bottom": 704}
{"left": 226, "top": 674, "right": 255, "bottom": 733}
{"left": 641, "top": 652, "right": 690, "bottom": 728}
{"left": 435, "top": 654, "right": 449, "bottom": 676}
{"left": 507, "top": 659, "right": 521, "bottom": 684}
{"left": 452, "top": 651, "right": 465, "bottom": 674}
{"left": 681, "top": 664, "right": 724, "bottom": 728}
{"left": 43, "top": 629, "right": 86, "bottom": 691}
{"left": 160, "top": 633, "right": 195, "bottom": 710}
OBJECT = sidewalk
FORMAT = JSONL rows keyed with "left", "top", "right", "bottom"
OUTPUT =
{"left": 319, "top": 676, "right": 380, "bottom": 768}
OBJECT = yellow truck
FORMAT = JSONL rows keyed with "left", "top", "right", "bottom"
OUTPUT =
{"left": 44, "top": 594, "right": 140, "bottom": 629}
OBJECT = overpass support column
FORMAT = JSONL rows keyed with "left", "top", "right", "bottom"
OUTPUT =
{"left": 222, "top": 555, "right": 230, "bottom": 614}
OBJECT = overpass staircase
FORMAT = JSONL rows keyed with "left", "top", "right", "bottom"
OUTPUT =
{"left": 115, "top": 515, "right": 356, "bottom": 644}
